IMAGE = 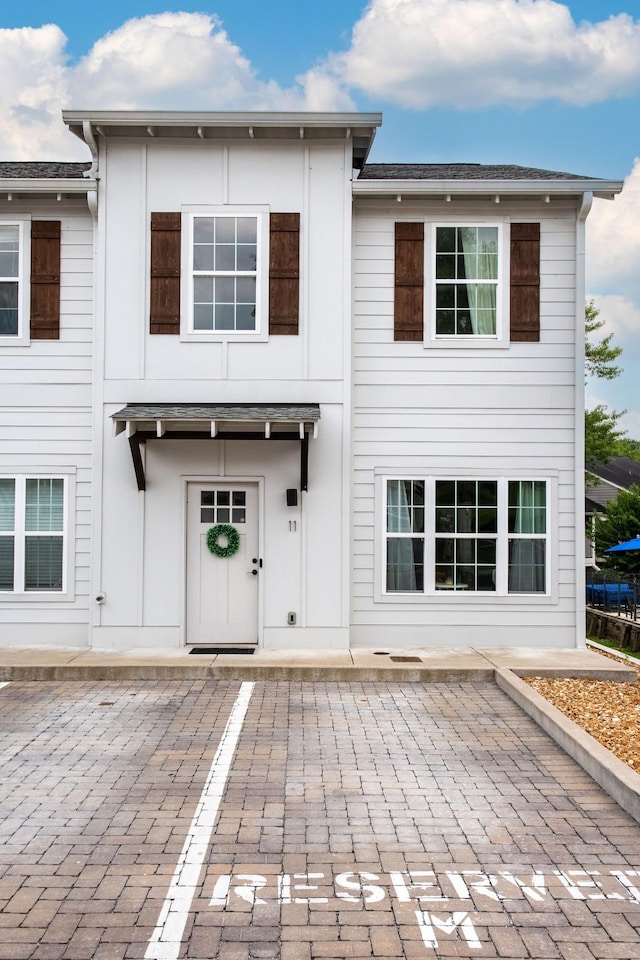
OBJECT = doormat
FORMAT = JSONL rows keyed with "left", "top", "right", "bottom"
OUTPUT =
{"left": 390, "top": 655, "right": 422, "bottom": 663}
{"left": 188, "top": 647, "right": 256, "bottom": 655}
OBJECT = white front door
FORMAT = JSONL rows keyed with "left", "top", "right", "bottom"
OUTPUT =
{"left": 186, "top": 482, "right": 259, "bottom": 646}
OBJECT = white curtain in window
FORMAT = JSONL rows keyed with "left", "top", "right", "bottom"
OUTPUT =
{"left": 387, "top": 481, "right": 417, "bottom": 591}
{"left": 461, "top": 227, "right": 496, "bottom": 335}
{"left": 509, "top": 481, "right": 545, "bottom": 592}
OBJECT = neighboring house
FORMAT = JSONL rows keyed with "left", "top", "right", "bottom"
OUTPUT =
{"left": 0, "top": 111, "right": 623, "bottom": 651}
{"left": 585, "top": 457, "right": 640, "bottom": 566}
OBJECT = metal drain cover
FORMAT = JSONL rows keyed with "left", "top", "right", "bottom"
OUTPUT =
{"left": 390, "top": 655, "right": 422, "bottom": 663}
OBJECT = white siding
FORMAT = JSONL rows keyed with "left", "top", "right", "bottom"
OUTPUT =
{"left": 0, "top": 200, "right": 93, "bottom": 646}
{"left": 94, "top": 137, "right": 353, "bottom": 649}
{"left": 351, "top": 196, "right": 580, "bottom": 648}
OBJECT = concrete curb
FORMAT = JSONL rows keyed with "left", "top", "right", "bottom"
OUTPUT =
{"left": 496, "top": 667, "right": 640, "bottom": 825}
{"left": 0, "top": 663, "right": 496, "bottom": 683}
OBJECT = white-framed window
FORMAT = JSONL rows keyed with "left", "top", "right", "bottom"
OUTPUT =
{"left": 383, "top": 476, "right": 548, "bottom": 596}
{"left": 426, "top": 222, "right": 507, "bottom": 346}
{"left": 184, "top": 210, "right": 267, "bottom": 339}
{"left": 0, "top": 221, "right": 29, "bottom": 344}
{"left": 0, "top": 477, "right": 67, "bottom": 593}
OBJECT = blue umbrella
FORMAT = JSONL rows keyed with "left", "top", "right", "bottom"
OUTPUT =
{"left": 605, "top": 536, "right": 640, "bottom": 553}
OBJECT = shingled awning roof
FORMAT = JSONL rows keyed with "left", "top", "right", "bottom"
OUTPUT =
{"left": 111, "top": 403, "right": 321, "bottom": 492}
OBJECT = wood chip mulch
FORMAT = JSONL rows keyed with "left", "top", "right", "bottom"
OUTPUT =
{"left": 524, "top": 659, "right": 640, "bottom": 772}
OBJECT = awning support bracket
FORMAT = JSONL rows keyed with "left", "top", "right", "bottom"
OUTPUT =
{"left": 129, "top": 435, "right": 146, "bottom": 492}
{"left": 124, "top": 428, "right": 311, "bottom": 493}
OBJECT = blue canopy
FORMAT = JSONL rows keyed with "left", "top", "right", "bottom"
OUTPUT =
{"left": 605, "top": 536, "right": 640, "bottom": 553}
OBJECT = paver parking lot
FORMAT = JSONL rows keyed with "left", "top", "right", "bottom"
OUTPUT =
{"left": 0, "top": 679, "right": 639, "bottom": 960}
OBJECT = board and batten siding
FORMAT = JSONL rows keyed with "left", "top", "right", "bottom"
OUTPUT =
{"left": 0, "top": 202, "right": 94, "bottom": 646}
{"left": 351, "top": 197, "right": 580, "bottom": 648}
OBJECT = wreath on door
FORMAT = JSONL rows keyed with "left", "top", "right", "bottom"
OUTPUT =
{"left": 206, "top": 523, "right": 241, "bottom": 558}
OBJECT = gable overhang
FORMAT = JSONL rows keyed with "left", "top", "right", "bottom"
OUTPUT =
{"left": 111, "top": 403, "right": 321, "bottom": 493}
{"left": 63, "top": 110, "right": 382, "bottom": 169}
{"left": 352, "top": 178, "right": 624, "bottom": 201}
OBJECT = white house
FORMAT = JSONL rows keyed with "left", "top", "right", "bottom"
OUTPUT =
{"left": 0, "top": 111, "right": 623, "bottom": 652}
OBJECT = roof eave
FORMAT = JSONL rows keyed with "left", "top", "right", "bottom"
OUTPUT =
{"left": 352, "top": 178, "right": 624, "bottom": 200}
{"left": 63, "top": 110, "right": 382, "bottom": 170}
{"left": 0, "top": 177, "right": 97, "bottom": 196}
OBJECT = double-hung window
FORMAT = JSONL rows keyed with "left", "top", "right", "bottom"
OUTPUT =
{"left": 384, "top": 477, "right": 548, "bottom": 596}
{"left": 191, "top": 215, "right": 259, "bottom": 333}
{"left": 434, "top": 225, "right": 499, "bottom": 336}
{"left": 0, "top": 223, "right": 22, "bottom": 338}
{"left": 0, "top": 477, "right": 66, "bottom": 593}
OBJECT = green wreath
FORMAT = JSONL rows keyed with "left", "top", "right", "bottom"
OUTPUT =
{"left": 206, "top": 523, "right": 241, "bottom": 558}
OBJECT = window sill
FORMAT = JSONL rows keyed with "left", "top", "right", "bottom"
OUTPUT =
{"left": 376, "top": 591, "right": 555, "bottom": 605}
{"left": 180, "top": 330, "right": 268, "bottom": 345}
{"left": 0, "top": 591, "right": 73, "bottom": 602}
{"left": 424, "top": 335, "right": 510, "bottom": 350}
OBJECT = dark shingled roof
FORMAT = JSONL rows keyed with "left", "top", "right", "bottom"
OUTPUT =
{"left": 0, "top": 162, "right": 92, "bottom": 179}
{"left": 360, "top": 163, "right": 596, "bottom": 181}
{"left": 589, "top": 457, "right": 640, "bottom": 490}
{"left": 112, "top": 403, "right": 321, "bottom": 422}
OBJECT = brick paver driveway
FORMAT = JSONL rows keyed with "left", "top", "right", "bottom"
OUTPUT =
{"left": 1, "top": 679, "right": 639, "bottom": 959}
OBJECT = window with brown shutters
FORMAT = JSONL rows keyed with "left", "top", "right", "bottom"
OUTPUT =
{"left": 510, "top": 223, "right": 540, "bottom": 342}
{"left": 394, "top": 222, "right": 424, "bottom": 341}
{"left": 269, "top": 213, "right": 299, "bottom": 335}
{"left": 30, "top": 221, "right": 61, "bottom": 340}
{"left": 150, "top": 212, "right": 181, "bottom": 335}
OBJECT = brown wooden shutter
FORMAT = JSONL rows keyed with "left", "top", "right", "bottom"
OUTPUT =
{"left": 269, "top": 213, "right": 299, "bottom": 335}
{"left": 150, "top": 212, "right": 181, "bottom": 334}
{"left": 510, "top": 222, "right": 540, "bottom": 342}
{"left": 394, "top": 222, "right": 424, "bottom": 341}
{"left": 30, "top": 221, "right": 61, "bottom": 340}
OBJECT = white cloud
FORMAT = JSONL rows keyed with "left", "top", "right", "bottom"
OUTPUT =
{"left": 0, "top": 14, "right": 346, "bottom": 160}
{"left": 586, "top": 294, "right": 640, "bottom": 343}
{"left": 308, "top": 0, "right": 640, "bottom": 109}
{"left": 0, "top": 25, "right": 73, "bottom": 158}
{"left": 587, "top": 159, "right": 640, "bottom": 301}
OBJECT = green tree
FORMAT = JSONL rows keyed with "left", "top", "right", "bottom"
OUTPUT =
{"left": 585, "top": 299, "right": 622, "bottom": 381}
{"left": 613, "top": 436, "right": 640, "bottom": 463}
{"left": 584, "top": 300, "right": 625, "bottom": 468}
{"left": 594, "top": 485, "right": 640, "bottom": 574}
{"left": 585, "top": 405, "right": 625, "bottom": 468}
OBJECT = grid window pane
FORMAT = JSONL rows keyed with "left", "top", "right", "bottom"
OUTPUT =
{"left": 509, "top": 539, "right": 546, "bottom": 593}
{"left": 386, "top": 537, "right": 424, "bottom": 592}
{"left": 435, "top": 225, "right": 498, "bottom": 335}
{"left": 0, "top": 536, "right": 14, "bottom": 590}
{"left": 508, "top": 480, "right": 546, "bottom": 534}
{"left": 25, "top": 536, "right": 63, "bottom": 591}
{"left": 0, "top": 479, "right": 15, "bottom": 531}
{"left": 0, "top": 282, "right": 18, "bottom": 335}
{"left": 387, "top": 480, "right": 425, "bottom": 533}
{"left": 434, "top": 480, "right": 497, "bottom": 591}
{"left": 0, "top": 226, "right": 19, "bottom": 278}
{"left": 192, "top": 216, "right": 258, "bottom": 332}
{"left": 25, "top": 479, "right": 63, "bottom": 532}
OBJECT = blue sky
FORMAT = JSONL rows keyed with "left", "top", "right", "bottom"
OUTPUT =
{"left": 2, "top": 0, "right": 639, "bottom": 434}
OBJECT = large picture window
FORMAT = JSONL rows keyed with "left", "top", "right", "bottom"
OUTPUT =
{"left": 384, "top": 477, "right": 548, "bottom": 596}
{"left": 191, "top": 215, "right": 258, "bottom": 333}
{"left": 0, "top": 477, "right": 65, "bottom": 593}
{"left": 433, "top": 224, "right": 500, "bottom": 337}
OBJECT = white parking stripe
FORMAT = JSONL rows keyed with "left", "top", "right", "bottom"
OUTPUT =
{"left": 0, "top": 682, "right": 10, "bottom": 690}
{"left": 144, "top": 681, "right": 254, "bottom": 960}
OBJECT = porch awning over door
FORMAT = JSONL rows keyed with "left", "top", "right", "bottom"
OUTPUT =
{"left": 111, "top": 402, "right": 321, "bottom": 492}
